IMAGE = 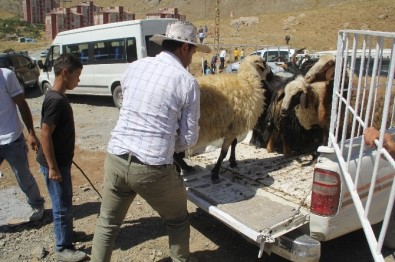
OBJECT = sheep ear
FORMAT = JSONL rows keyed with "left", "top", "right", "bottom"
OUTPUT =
{"left": 326, "top": 67, "right": 335, "bottom": 80}
{"left": 300, "top": 92, "right": 308, "bottom": 109}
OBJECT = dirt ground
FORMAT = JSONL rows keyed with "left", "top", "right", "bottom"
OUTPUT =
{"left": 0, "top": 88, "right": 395, "bottom": 262}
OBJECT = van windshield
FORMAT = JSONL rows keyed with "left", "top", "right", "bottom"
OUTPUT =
{"left": 266, "top": 51, "right": 289, "bottom": 62}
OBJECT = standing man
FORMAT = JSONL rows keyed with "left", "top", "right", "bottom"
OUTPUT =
{"left": 91, "top": 21, "right": 210, "bottom": 262}
{"left": 219, "top": 48, "right": 226, "bottom": 70}
{"left": 240, "top": 48, "right": 245, "bottom": 60}
{"left": 36, "top": 54, "right": 87, "bottom": 262}
{"left": 0, "top": 68, "right": 45, "bottom": 222}
{"left": 233, "top": 47, "right": 240, "bottom": 61}
{"left": 198, "top": 30, "right": 205, "bottom": 44}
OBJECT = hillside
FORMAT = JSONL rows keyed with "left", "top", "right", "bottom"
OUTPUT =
{"left": 0, "top": 0, "right": 394, "bottom": 54}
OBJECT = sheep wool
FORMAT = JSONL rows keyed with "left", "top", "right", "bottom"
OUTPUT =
{"left": 193, "top": 55, "right": 267, "bottom": 151}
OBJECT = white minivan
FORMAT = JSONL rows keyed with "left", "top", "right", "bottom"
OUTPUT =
{"left": 38, "top": 18, "right": 177, "bottom": 108}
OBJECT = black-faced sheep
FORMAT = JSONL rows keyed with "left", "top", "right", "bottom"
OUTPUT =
{"left": 278, "top": 55, "right": 338, "bottom": 151}
{"left": 280, "top": 77, "right": 334, "bottom": 145}
{"left": 250, "top": 55, "right": 335, "bottom": 158}
{"left": 175, "top": 55, "right": 273, "bottom": 183}
{"left": 249, "top": 57, "right": 321, "bottom": 155}
{"left": 249, "top": 73, "right": 296, "bottom": 150}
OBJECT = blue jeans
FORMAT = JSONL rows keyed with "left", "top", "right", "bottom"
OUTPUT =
{"left": 0, "top": 134, "right": 44, "bottom": 208}
{"left": 40, "top": 165, "right": 73, "bottom": 251}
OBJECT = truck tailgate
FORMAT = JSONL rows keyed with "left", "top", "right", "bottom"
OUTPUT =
{"left": 184, "top": 141, "right": 314, "bottom": 244}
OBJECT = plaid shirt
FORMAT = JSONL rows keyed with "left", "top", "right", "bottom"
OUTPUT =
{"left": 107, "top": 51, "right": 200, "bottom": 165}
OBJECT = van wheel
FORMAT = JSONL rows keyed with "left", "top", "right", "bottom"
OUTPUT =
{"left": 42, "top": 82, "right": 52, "bottom": 95}
{"left": 112, "top": 85, "right": 123, "bottom": 109}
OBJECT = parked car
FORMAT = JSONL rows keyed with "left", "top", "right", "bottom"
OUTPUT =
{"left": 225, "top": 47, "right": 296, "bottom": 74}
{"left": 0, "top": 51, "right": 40, "bottom": 90}
{"left": 40, "top": 49, "right": 48, "bottom": 58}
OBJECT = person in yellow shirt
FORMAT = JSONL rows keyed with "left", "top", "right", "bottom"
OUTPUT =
{"left": 240, "top": 48, "right": 245, "bottom": 60}
{"left": 233, "top": 47, "right": 240, "bottom": 61}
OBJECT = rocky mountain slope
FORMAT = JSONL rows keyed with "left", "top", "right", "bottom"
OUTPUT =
{"left": 2, "top": 0, "right": 392, "bottom": 52}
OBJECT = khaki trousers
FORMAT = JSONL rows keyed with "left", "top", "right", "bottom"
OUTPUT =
{"left": 91, "top": 153, "right": 190, "bottom": 262}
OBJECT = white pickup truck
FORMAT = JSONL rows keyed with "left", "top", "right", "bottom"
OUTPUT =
{"left": 224, "top": 46, "right": 296, "bottom": 74}
{"left": 184, "top": 30, "right": 395, "bottom": 261}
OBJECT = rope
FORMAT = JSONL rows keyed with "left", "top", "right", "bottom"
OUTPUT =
{"left": 72, "top": 160, "right": 102, "bottom": 199}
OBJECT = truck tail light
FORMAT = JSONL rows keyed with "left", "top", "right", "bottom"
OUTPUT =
{"left": 311, "top": 168, "right": 341, "bottom": 216}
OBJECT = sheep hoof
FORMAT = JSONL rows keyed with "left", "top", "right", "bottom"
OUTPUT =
{"left": 181, "top": 165, "right": 196, "bottom": 172}
{"left": 229, "top": 162, "right": 238, "bottom": 168}
{"left": 211, "top": 175, "right": 220, "bottom": 184}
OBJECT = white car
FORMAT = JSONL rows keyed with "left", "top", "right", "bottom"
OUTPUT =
{"left": 40, "top": 49, "right": 48, "bottom": 58}
{"left": 225, "top": 47, "right": 295, "bottom": 74}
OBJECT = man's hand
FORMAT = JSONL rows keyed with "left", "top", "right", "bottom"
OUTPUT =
{"left": 49, "top": 168, "right": 63, "bottom": 182}
{"left": 28, "top": 133, "right": 40, "bottom": 153}
{"left": 364, "top": 127, "right": 379, "bottom": 148}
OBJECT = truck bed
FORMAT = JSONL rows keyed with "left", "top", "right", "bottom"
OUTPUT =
{"left": 183, "top": 141, "right": 315, "bottom": 243}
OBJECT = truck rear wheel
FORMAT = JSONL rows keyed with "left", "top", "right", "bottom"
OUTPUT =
{"left": 112, "top": 85, "right": 123, "bottom": 109}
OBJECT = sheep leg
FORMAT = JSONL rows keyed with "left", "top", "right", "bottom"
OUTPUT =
{"left": 250, "top": 129, "right": 264, "bottom": 148}
{"left": 229, "top": 138, "right": 238, "bottom": 168}
{"left": 266, "top": 135, "right": 274, "bottom": 152}
{"left": 173, "top": 152, "right": 195, "bottom": 172}
{"left": 211, "top": 149, "right": 227, "bottom": 183}
{"left": 281, "top": 132, "right": 292, "bottom": 157}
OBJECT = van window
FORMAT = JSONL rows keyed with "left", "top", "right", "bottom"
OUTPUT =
{"left": 126, "top": 38, "right": 137, "bottom": 62}
{"left": 64, "top": 43, "right": 89, "bottom": 64}
{"left": 145, "top": 35, "right": 162, "bottom": 57}
{"left": 0, "top": 57, "right": 11, "bottom": 67}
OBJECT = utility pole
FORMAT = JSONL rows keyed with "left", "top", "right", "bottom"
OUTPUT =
{"left": 214, "top": 0, "right": 220, "bottom": 55}
{"left": 204, "top": 0, "right": 207, "bottom": 19}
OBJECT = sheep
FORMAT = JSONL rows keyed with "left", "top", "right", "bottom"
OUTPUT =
{"left": 304, "top": 54, "right": 336, "bottom": 83}
{"left": 249, "top": 73, "right": 296, "bottom": 150}
{"left": 249, "top": 55, "right": 335, "bottom": 159}
{"left": 279, "top": 55, "right": 337, "bottom": 142}
{"left": 254, "top": 75, "right": 326, "bottom": 156}
{"left": 256, "top": 53, "right": 394, "bottom": 161}
{"left": 280, "top": 77, "right": 334, "bottom": 145}
{"left": 175, "top": 55, "right": 273, "bottom": 183}
{"left": 249, "top": 56, "right": 321, "bottom": 155}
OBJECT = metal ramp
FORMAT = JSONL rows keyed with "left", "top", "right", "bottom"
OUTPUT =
{"left": 183, "top": 148, "right": 311, "bottom": 256}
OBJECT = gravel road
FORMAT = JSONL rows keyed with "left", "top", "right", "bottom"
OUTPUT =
{"left": 0, "top": 88, "right": 394, "bottom": 262}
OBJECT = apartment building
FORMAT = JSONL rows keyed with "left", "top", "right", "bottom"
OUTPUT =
{"left": 146, "top": 7, "right": 186, "bottom": 21}
{"left": 23, "top": 1, "right": 182, "bottom": 39}
{"left": 23, "top": 0, "right": 60, "bottom": 24}
{"left": 71, "top": 1, "right": 102, "bottom": 27}
{"left": 94, "top": 6, "right": 135, "bottom": 25}
{"left": 45, "top": 7, "right": 84, "bottom": 39}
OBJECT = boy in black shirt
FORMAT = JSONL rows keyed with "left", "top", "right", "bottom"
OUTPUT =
{"left": 36, "top": 54, "right": 87, "bottom": 262}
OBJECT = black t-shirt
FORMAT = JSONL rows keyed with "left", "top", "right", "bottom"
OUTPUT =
{"left": 36, "top": 90, "right": 75, "bottom": 168}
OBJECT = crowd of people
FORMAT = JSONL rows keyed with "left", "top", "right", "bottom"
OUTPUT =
{"left": 1, "top": 20, "right": 394, "bottom": 262}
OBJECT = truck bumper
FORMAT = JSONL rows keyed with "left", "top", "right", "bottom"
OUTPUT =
{"left": 265, "top": 230, "right": 320, "bottom": 262}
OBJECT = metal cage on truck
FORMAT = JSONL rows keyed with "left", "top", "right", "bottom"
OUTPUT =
{"left": 322, "top": 30, "right": 395, "bottom": 261}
